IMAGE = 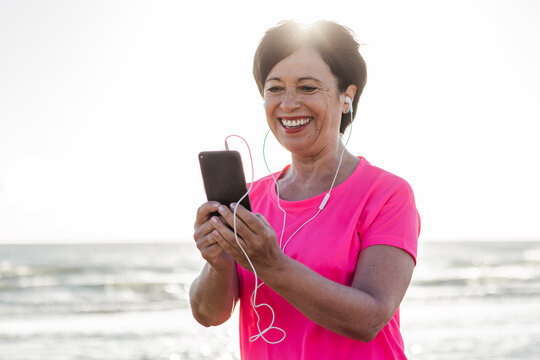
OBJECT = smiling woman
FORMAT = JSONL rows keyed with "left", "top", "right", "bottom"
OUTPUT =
{"left": 264, "top": 49, "right": 348, "bottom": 153}
{"left": 261, "top": 46, "right": 358, "bottom": 199}
{"left": 189, "top": 20, "right": 420, "bottom": 360}
{"left": 253, "top": 20, "right": 367, "bottom": 135}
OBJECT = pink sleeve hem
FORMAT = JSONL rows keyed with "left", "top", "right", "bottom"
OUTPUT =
{"left": 360, "top": 236, "right": 418, "bottom": 265}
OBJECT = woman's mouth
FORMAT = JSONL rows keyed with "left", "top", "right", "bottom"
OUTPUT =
{"left": 280, "top": 117, "right": 313, "bottom": 129}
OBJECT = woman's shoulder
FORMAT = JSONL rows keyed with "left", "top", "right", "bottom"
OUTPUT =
{"left": 355, "top": 157, "right": 410, "bottom": 188}
{"left": 350, "top": 157, "right": 416, "bottom": 201}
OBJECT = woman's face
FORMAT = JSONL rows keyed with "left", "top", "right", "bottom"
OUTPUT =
{"left": 263, "top": 47, "right": 348, "bottom": 158}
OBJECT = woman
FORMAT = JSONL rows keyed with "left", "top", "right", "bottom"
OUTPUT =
{"left": 190, "top": 20, "right": 420, "bottom": 359}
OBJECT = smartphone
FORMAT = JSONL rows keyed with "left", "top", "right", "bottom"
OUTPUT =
{"left": 198, "top": 150, "right": 252, "bottom": 211}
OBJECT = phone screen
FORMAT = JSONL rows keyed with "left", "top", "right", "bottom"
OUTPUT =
{"left": 198, "top": 151, "right": 252, "bottom": 211}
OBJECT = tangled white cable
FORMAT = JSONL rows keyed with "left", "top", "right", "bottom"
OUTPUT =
{"left": 224, "top": 135, "right": 286, "bottom": 344}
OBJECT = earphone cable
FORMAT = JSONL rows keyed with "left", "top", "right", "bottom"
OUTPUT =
{"left": 225, "top": 105, "right": 353, "bottom": 344}
{"left": 226, "top": 134, "right": 287, "bottom": 344}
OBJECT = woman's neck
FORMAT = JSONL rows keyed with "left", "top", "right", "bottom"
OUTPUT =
{"left": 277, "top": 148, "right": 359, "bottom": 201}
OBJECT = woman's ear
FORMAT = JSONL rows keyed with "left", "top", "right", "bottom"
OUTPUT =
{"left": 343, "top": 85, "right": 357, "bottom": 114}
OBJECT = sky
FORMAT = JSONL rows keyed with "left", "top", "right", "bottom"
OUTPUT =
{"left": 1, "top": 0, "right": 539, "bottom": 243}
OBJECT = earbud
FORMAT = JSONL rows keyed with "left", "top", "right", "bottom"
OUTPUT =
{"left": 345, "top": 96, "right": 353, "bottom": 114}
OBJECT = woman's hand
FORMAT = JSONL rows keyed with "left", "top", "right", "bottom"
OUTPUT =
{"left": 193, "top": 201, "right": 235, "bottom": 271}
{"left": 190, "top": 201, "right": 240, "bottom": 327}
{"left": 210, "top": 203, "right": 284, "bottom": 272}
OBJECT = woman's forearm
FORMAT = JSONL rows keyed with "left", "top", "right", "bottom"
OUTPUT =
{"left": 258, "top": 255, "right": 400, "bottom": 342}
{"left": 189, "top": 262, "right": 240, "bottom": 327}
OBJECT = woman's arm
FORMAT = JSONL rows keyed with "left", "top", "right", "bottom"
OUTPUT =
{"left": 189, "top": 261, "right": 239, "bottom": 327}
{"left": 211, "top": 203, "right": 414, "bottom": 341}
{"left": 189, "top": 202, "right": 240, "bottom": 327}
{"left": 260, "top": 244, "right": 414, "bottom": 341}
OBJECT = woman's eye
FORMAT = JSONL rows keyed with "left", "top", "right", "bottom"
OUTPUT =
{"left": 265, "top": 86, "right": 283, "bottom": 94}
{"left": 300, "top": 86, "right": 318, "bottom": 93}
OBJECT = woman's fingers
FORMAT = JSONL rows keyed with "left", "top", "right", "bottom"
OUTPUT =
{"left": 232, "top": 204, "right": 276, "bottom": 243}
{"left": 194, "top": 201, "right": 220, "bottom": 229}
{"left": 210, "top": 214, "right": 245, "bottom": 259}
{"left": 193, "top": 201, "right": 238, "bottom": 267}
{"left": 193, "top": 218, "right": 215, "bottom": 243}
{"left": 210, "top": 203, "right": 281, "bottom": 271}
{"left": 193, "top": 218, "right": 235, "bottom": 270}
{"left": 255, "top": 212, "right": 271, "bottom": 227}
{"left": 216, "top": 204, "right": 255, "bottom": 241}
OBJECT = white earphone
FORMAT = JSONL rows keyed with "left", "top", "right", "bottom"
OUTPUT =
{"left": 345, "top": 96, "right": 353, "bottom": 114}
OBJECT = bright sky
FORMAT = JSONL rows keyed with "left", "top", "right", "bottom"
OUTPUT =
{"left": 1, "top": 0, "right": 539, "bottom": 243}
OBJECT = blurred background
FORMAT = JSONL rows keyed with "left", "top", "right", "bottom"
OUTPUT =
{"left": 1, "top": 0, "right": 539, "bottom": 359}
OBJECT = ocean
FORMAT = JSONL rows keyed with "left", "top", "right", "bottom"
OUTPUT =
{"left": 1, "top": 241, "right": 539, "bottom": 359}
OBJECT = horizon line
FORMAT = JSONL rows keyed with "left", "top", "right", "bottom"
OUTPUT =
{"left": 1, "top": 236, "right": 539, "bottom": 245}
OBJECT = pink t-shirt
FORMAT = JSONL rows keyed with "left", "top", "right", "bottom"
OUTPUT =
{"left": 237, "top": 157, "right": 420, "bottom": 359}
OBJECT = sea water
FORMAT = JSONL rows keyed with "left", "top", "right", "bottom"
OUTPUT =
{"left": 0, "top": 241, "right": 539, "bottom": 359}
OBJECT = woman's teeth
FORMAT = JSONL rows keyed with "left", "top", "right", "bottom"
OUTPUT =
{"left": 281, "top": 117, "right": 312, "bottom": 128}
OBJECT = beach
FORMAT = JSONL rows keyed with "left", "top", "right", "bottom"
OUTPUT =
{"left": 1, "top": 241, "right": 539, "bottom": 359}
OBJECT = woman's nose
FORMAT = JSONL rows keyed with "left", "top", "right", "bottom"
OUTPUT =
{"left": 280, "top": 89, "right": 300, "bottom": 112}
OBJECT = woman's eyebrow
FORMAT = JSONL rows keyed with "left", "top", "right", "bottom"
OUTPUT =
{"left": 266, "top": 76, "right": 322, "bottom": 83}
{"left": 298, "top": 77, "right": 322, "bottom": 83}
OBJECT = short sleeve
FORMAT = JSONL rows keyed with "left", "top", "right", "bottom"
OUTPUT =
{"left": 357, "top": 176, "right": 420, "bottom": 263}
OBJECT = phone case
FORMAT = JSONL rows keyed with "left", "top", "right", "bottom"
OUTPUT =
{"left": 198, "top": 151, "right": 252, "bottom": 211}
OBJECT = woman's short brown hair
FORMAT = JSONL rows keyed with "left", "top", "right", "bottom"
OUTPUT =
{"left": 253, "top": 20, "right": 367, "bottom": 134}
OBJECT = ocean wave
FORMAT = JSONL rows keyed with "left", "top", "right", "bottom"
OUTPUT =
{"left": 0, "top": 281, "right": 191, "bottom": 316}
{"left": 523, "top": 248, "right": 540, "bottom": 264}
{"left": 2, "top": 242, "right": 540, "bottom": 316}
{"left": 0, "top": 261, "right": 198, "bottom": 316}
